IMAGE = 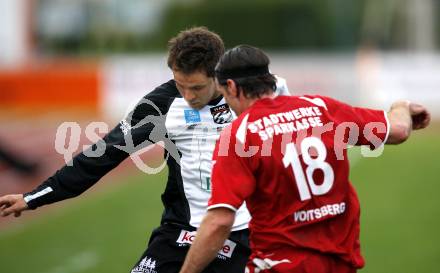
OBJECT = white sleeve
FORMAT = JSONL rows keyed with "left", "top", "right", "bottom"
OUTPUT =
{"left": 274, "top": 75, "right": 290, "bottom": 96}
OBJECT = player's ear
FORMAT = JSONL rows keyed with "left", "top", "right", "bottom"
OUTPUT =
{"left": 226, "top": 79, "right": 238, "bottom": 97}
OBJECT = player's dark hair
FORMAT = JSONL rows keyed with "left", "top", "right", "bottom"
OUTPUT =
{"left": 167, "top": 27, "right": 225, "bottom": 77}
{"left": 215, "top": 45, "right": 276, "bottom": 99}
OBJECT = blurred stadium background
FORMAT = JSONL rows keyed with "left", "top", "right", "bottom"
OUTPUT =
{"left": 0, "top": 0, "right": 439, "bottom": 272}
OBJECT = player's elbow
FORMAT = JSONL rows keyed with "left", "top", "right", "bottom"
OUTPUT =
{"left": 387, "top": 122, "right": 411, "bottom": 144}
{"left": 204, "top": 208, "right": 235, "bottom": 232}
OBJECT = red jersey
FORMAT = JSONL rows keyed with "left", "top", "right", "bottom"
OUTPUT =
{"left": 208, "top": 95, "right": 389, "bottom": 268}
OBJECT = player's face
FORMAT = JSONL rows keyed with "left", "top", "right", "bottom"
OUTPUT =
{"left": 173, "top": 70, "right": 220, "bottom": 109}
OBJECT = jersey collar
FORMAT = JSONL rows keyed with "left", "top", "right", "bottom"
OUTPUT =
{"left": 207, "top": 94, "right": 224, "bottom": 106}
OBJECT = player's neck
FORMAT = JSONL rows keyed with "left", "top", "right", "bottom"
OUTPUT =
{"left": 211, "top": 89, "right": 222, "bottom": 101}
{"left": 248, "top": 91, "right": 275, "bottom": 106}
{"left": 237, "top": 90, "right": 275, "bottom": 115}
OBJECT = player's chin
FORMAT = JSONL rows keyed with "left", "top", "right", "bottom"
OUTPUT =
{"left": 189, "top": 102, "right": 204, "bottom": 109}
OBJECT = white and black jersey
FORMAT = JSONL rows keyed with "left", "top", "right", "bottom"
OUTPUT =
{"left": 24, "top": 77, "right": 289, "bottom": 231}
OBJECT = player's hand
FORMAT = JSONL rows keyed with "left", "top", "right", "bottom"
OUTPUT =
{"left": 409, "top": 103, "right": 431, "bottom": 130}
{"left": 0, "top": 194, "right": 29, "bottom": 217}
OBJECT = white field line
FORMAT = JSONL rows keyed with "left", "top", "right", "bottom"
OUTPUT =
{"left": 40, "top": 250, "right": 100, "bottom": 273}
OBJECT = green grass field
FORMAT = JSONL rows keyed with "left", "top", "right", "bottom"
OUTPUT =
{"left": 0, "top": 128, "right": 439, "bottom": 273}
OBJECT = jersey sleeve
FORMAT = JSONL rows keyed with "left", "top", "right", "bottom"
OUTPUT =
{"left": 319, "top": 96, "right": 390, "bottom": 149}
{"left": 24, "top": 82, "right": 176, "bottom": 209}
{"left": 208, "top": 119, "right": 257, "bottom": 212}
{"left": 274, "top": 75, "right": 290, "bottom": 96}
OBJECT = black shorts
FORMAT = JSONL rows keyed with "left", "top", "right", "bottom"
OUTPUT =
{"left": 130, "top": 223, "right": 250, "bottom": 273}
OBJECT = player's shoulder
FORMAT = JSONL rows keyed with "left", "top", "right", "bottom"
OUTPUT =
{"left": 295, "top": 94, "right": 349, "bottom": 112}
{"left": 217, "top": 109, "right": 249, "bottom": 147}
{"left": 131, "top": 80, "right": 180, "bottom": 117}
{"left": 145, "top": 79, "right": 180, "bottom": 99}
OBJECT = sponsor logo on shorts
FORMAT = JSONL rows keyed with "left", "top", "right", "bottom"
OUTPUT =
{"left": 131, "top": 256, "right": 157, "bottom": 273}
{"left": 210, "top": 104, "right": 233, "bottom": 124}
{"left": 176, "top": 230, "right": 237, "bottom": 258}
{"left": 293, "top": 202, "right": 346, "bottom": 223}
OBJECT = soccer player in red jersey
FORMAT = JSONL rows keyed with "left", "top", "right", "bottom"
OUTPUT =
{"left": 179, "top": 45, "right": 431, "bottom": 273}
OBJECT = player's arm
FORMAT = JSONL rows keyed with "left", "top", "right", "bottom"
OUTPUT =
{"left": 179, "top": 208, "right": 235, "bottom": 273}
{"left": 317, "top": 95, "right": 430, "bottom": 148}
{"left": 0, "top": 125, "right": 135, "bottom": 217}
{"left": 386, "top": 100, "right": 430, "bottom": 144}
{"left": 0, "top": 86, "right": 174, "bottom": 218}
{"left": 0, "top": 124, "right": 138, "bottom": 217}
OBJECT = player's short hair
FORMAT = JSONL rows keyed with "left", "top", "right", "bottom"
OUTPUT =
{"left": 215, "top": 45, "right": 276, "bottom": 99}
{"left": 167, "top": 27, "right": 224, "bottom": 77}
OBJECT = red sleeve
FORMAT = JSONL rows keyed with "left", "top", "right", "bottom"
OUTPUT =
{"left": 319, "top": 96, "right": 390, "bottom": 149}
{"left": 208, "top": 120, "right": 256, "bottom": 211}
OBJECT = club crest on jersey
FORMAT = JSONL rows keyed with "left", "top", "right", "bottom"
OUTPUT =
{"left": 184, "top": 109, "right": 201, "bottom": 124}
{"left": 210, "top": 104, "right": 233, "bottom": 124}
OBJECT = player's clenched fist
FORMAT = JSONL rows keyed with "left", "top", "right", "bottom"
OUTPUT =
{"left": 0, "top": 194, "right": 28, "bottom": 217}
{"left": 409, "top": 102, "right": 431, "bottom": 130}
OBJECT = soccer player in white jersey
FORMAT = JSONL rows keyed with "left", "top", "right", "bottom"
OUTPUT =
{"left": 0, "top": 28, "right": 288, "bottom": 273}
